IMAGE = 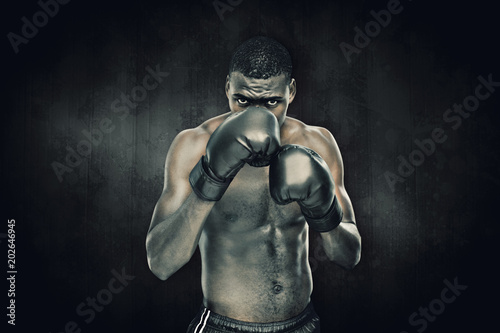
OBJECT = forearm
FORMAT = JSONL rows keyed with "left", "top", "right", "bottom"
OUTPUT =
{"left": 319, "top": 221, "right": 361, "bottom": 270}
{"left": 146, "top": 192, "right": 215, "bottom": 280}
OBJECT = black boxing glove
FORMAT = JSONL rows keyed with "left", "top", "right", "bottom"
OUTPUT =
{"left": 190, "top": 107, "right": 281, "bottom": 201}
{"left": 269, "top": 144, "right": 343, "bottom": 232}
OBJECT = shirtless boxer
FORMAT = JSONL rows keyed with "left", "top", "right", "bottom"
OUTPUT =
{"left": 146, "top": 36, "right": 361, "bottom": 333}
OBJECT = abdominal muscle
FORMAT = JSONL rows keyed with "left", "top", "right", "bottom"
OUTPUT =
{"left": 198, "top": 165, "right": 314, "bottom": 323}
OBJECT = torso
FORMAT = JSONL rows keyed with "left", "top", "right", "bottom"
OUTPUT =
{"left": 198, "top": 115, "right": 319, "bottom": 322}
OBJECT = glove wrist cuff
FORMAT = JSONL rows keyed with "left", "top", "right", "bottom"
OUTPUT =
{"left": 303, "top": 196, "right": 343, "bottom": 232}
{"left": 189, "top": 156, "right": 232, "bottom": 201}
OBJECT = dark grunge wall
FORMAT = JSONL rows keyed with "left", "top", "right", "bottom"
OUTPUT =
{"left": 3, "top": 0, "right": 499, "bottom": 332}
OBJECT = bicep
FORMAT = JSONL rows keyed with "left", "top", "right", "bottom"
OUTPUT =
{"left": 312, "top": 128, "right": 356, "bottom": 223}
{"left": 149, "top": 129, "right": 207, "bottom": 232}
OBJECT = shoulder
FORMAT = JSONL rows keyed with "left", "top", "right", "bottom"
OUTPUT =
{"left": 164, "top": 113, "right": 230, "bottom": 176}
{"left": 282, "top": 117, "right": 344, "bottom": 177}
{"left": 169, "top": 113, "right": 230, "bottom": 155}
{"left": 283, "top": 117, "right": 339, "bottom": 155}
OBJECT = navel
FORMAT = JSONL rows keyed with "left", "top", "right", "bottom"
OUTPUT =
{"left": 272, "top": 282, "right": 283, "bottom": 294}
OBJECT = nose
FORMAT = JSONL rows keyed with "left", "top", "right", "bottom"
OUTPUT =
{"left": 244, "top": 106, "right": 282, "bottom": 125}
{"left": 246, "top": 105, "right": 268, "bottom": 112}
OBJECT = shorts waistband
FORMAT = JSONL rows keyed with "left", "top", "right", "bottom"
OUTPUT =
{"left": 193, "top": 303, "right": 318, "bottom": 333}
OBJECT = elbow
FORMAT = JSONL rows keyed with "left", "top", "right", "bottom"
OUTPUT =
{"left": 335, "top": 250, "right": 361, "bottom": 271}
{"left": 146, "top": 244, "right": 168, "bottom": 280}
{"left": 348, "top": 235, "right": 362, "bottom": 270}
{"left": 332, "top": 234, "right": 362, "bottom": 270}
{"left": 146, "top": 236, "right": 167, "bottom": 280}
{"left": 147, "top": 256, "right": 170, "bottom": 281}
{"left": 340, "top": 248, "right": 361, "bottom": 270}
{"left": 146, "top": 238, "right": 190, "bottom": 281}
{"left": 147, "top": 253, "right": 190, "bottom": 281}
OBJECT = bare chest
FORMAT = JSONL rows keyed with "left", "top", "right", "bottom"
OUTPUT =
{"left": 205, "top": 164, "right": 302, "bottom": 233}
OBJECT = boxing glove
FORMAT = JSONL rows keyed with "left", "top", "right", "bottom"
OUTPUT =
{"left": 269, "top": 144, "right": 343, "bottom": 232}
{"left": 190, "top": 107, "right": 281, "bottom": 201}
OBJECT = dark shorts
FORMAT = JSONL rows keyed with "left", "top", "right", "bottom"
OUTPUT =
{"left": 186, "top": 302, "right": 320, "bottom": 333}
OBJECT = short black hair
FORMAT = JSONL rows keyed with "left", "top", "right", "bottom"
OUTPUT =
{"left": 228, "top": 36, "right": 292, "bottom": 83}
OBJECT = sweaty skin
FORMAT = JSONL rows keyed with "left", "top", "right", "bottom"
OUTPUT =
{"left": 146, "top": 72, "right": 361, "bottom": 323}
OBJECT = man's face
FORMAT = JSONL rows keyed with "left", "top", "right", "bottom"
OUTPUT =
{"left": 225, "top": 72, "right": 296, "bottom": 126}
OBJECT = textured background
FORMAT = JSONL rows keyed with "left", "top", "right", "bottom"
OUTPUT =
{"left": 3, "top": 0, "right": 499, "bottom": 332}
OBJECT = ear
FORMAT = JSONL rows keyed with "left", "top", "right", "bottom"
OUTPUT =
{"left": 225, "top": 75, "right": 231, "bottom": 99}
{"left": 288, "top": 78, "right": 297, "bottom": 104}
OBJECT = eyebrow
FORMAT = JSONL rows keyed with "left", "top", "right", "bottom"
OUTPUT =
{"left": 232, "top": 93, "right": 284, "bottom": 101}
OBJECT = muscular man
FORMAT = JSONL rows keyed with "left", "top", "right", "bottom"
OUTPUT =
{"left": 146, "top": 36, "right": 361, "bottom": 333}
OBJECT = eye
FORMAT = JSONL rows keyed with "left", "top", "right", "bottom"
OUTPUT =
{"left": 237, "top": 98, "right": 249, "bottom": 105}
{"left": 267, "top": 100, "right": 278, "bottom": 106}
